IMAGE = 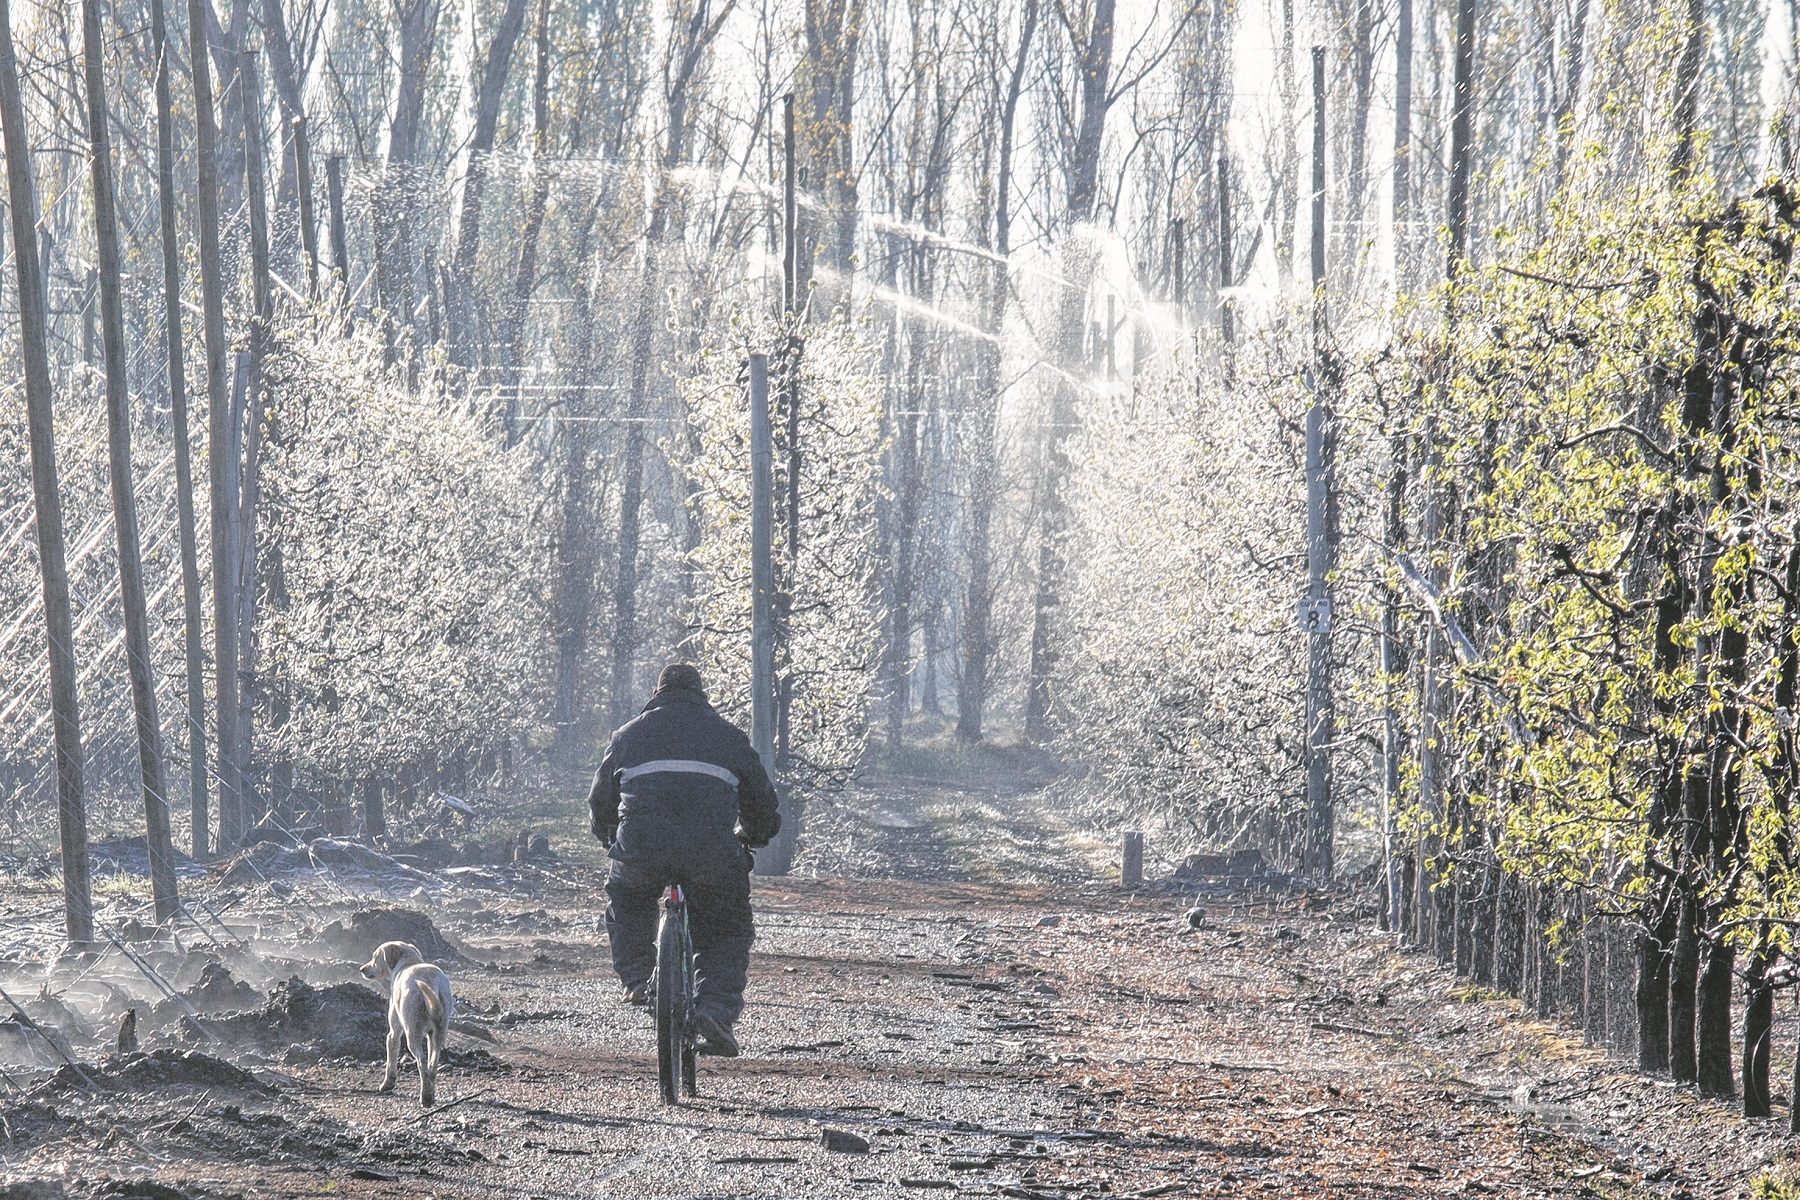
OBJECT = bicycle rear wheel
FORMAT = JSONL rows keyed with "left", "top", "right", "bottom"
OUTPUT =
{"left": 680, "top": 907, "right": 698, "bottom": 1097}
{"left": 654, "top": 902, "right": 686, "bottom": 1105}
{"left": 676, "top": 910, "right": 698, "bottom": 1101}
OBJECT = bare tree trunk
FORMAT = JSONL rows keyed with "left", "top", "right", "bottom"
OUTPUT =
{"left": 259, "top": 0, "right": 306, "bottom": 273}
{"left": 238, "top": 50, "right": 275, "bottom": 828}
{"left": 361, "top": 776, "right": 387, "bottom": 841}
{"left": 1276, "top": 0, "right": 1297, "bottom": 285}
{"left": 1697, "top": 347, "right": 1749, "bottom": 1101}
{"left": 958, "top": 0, "right": 1037, "bottom": 744}
{"left": 1445, "top": 0, "right": 1477, "bottom": 279}
{"left": 884, "top": 371, "right": 925, "bottom": 748}
{"left": 1761, "top": 525, "right": 1800, "bottom": 1111}
{"left": 798, "top": 0, "right": 865, "bottom": 310}
{"left": 1552, "top": 0, "right": 1589, "bottom": 180}
{"left": 1345, "top": 0, "right": 1377, "bottom": 275}
{"left": 84, "top": 0, "right": 179, "bottom": 924}
{"left": 292, "top": 117, "right": 320, "bottom": 299}
{"left": 1743, "top": 924, "right": 1774, "bottom": 1116}
{"left": 1637, "top": 497, "right": 1687, "bottom": 1078}
{"left": 1379, "top": 427, "right": 1407, "bottom": 935}
{"left": 202, "top": 1, "right": 252, "bottom": 225}
{"left": 1303, "top": 44, "right": 1336, "bottom": 880}
{"left": 1025, "top": 0, "right": 1116, "bottom": 741}
{"left": 379, "top": 0, "right": 442, "bottom": 354}
{"left": 1645, "top": 366, "right": 1706, "bottom": 1074}
{"left": 151, "top": 0, "right": 210, "bottom": 860}
{"left": 1670, "top": 0, "right": 1707, "bottom": 181}
{"left": 1697, "top": 934, "right": 1737, "bottom": 1096}
{"left": 549, "top": 182, "right": 624, "bottom": 766}
{"left": 187, "top": 0, "right": 240, "bottom": 850}
{"left": 1637, "top": 882, "right": 1675, "bottom": 1072}
{"left": 1671, "top": 883, "right": 1700, "bottom": 1080}
{"left": 1392, "top": 0, "right": 1412, "bottom": 283}
{"left": 0, "top": 0, "right": 92, "bottom": 946}
{"left": 499, "top": 0, "right": 553, "bottom": 443}
{"left": 449, "top": 0, "right": 533, "bottom": 368}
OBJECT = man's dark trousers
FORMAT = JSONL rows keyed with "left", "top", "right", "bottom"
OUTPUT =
{"left": 605, "top": 833, "right": 754, "bottom": 1025}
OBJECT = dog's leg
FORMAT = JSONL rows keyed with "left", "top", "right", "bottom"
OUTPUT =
{"left": 409, "top": 1017, "right": 436, "bottom": 1107}
{"left": 418, "top": 1027, "right": 436, "bottom": 1107}
{"left": 379, "top": 1018, "right": 400, "bottom": 1094}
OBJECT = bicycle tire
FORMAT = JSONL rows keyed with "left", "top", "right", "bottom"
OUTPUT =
{"left": 680, "top": 909, "right": 698, "bottom": 1097}
{"left": 655, "top": 901, "right": 685, "bottom": 1105}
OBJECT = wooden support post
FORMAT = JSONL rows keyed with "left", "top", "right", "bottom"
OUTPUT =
{"left": 1105, "top": 293, "right": 1116, "bottom": 381}
{"left": 326, "top": 155, "right": 349, "bottom": 302}
{"left": 1171, "top": 218, "right": 1184, "bottom": 312}
{"left": 361, "top": 776, "right": 386, "bottom": 841}
{"left": 1122, "top": 832, "right": 1144, "bottom": 888}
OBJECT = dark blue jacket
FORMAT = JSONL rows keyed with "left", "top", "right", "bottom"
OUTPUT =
{"left": 586, "top": 686, "right": 781, "bottom": 854}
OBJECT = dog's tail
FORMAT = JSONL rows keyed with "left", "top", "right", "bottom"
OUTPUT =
{"left": 419, "top": 984, "right": 448, "bottom": 1065}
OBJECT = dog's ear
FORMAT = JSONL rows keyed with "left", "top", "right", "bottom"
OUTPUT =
{"left": 379, "top": 942, "right": 405, "bottom": 970}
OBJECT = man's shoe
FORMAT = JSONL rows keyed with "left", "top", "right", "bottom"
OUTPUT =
{"left": 694, "top": 1013, "right": 740, "bottom": 1057}
{"left": 622, "top": 982, "right": 649, "bottom": 1006}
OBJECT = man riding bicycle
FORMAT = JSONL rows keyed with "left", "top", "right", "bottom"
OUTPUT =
{"left": 587, "top": 663, "right": 780, "bottom": 1058}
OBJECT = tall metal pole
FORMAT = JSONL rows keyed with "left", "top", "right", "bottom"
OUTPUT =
{"left": 1217, "top": 155, "right": 1234, "bottom": 379}
{"left": 783, "top": 94, "right": 797, "bottom": 317}
{"left": 1170, "top": 217, "right": 1184, "bottom": 315}
{"left": 777, "top": 92, "right": 802, "bottom": 772}
{"left": 1304, "top": 44, "right": 1335, "bottom": 881}
{"left": 750, "top": 353, "right": 775, "bottom": 770}
{"left": 1105, "top": 293, "right": 1116, "bottom": 381}
{"left": 1311, "top": 46, "right": 1328, "bottom": 337}
{"left": 749, "top": 353, "right": 793, "bottom": 875}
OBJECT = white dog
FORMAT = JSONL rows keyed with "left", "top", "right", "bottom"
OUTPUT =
{"left": 360, "top": 940, "right": 453, "bottom": 1106}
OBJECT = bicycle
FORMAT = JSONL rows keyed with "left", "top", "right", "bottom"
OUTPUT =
{"left": 653, "top": 883, "right": 698, "bottom": 1104}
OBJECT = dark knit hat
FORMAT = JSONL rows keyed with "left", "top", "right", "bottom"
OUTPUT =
{"left": 656, "top": 662, "right": 706, "bottom": 695}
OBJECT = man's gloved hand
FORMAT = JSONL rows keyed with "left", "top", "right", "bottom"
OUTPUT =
{"left": 591, "top": 817, "right": 616, "bottom": 847}
{"left": 734, "top": 824, "right": 769, "bottom": 851}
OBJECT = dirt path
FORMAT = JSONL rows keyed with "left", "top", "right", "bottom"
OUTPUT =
{"left": 1, "top": 772, "right": 1781, "bottom": 1199}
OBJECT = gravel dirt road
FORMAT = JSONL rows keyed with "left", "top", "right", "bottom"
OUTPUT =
{"left": 0, "top": 771, "right": 1783, "bottom": 1199}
